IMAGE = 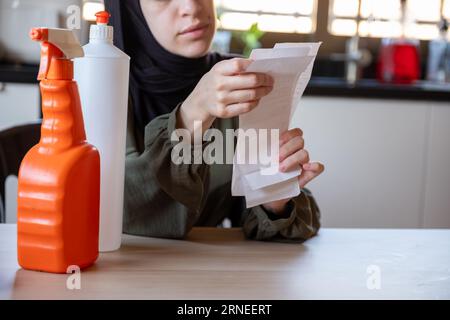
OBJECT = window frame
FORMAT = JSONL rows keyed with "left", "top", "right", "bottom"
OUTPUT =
{"left": 327, "top": 0, "right": 450, "bottom": 40}
{"left": 215, "top": 0, "right": 319, "bottom": 34}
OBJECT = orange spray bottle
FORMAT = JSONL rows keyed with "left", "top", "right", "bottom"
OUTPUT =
{"left": 17, "top": 28, "right": 100, "bottom": 273}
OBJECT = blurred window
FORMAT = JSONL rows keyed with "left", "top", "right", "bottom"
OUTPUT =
{"left": 215, "top": 0, "right": 317, "bottom": 33}
{"left": 329, "top": 0, "right": 450, "bottom": 40}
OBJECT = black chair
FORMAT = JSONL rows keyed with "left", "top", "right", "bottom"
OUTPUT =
{"left": 0, "top": 121, "right": 41, "bottom": 223}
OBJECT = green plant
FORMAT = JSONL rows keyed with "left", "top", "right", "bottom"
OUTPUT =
{"left": 233, "top": 23, "right": 265, "bottom": 57}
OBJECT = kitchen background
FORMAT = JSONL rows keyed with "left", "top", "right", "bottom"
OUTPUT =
{"left": 1, "top": 0, "right": 449, "bottom": 228}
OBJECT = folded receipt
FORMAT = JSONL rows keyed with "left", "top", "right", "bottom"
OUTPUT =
{"left": 231, "top": 42, "right": 321, "bottom": 208}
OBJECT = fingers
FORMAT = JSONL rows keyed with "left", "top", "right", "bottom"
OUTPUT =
{"left": 278, "top": 128, "right": 305, "bottom": 171}
{"left": 217, "top": 100, "right": 260, "bottom": 118}
{"left": 218, "top": 86, "right": 272, "bottom": 105}
{"left": 298, "top": 162, "right": 325, "bottom": 188}
{"left": 277, "top": 129, "right": 324, "bottom": 188}
{"left": 279, "top": 135, "right": 304, "bottom": 162}
{"left": 280, "top": 128, "right": 303, "bottom": 146}
{"left": 280, "top": 149, "right": 309, "bottom": 172}
{"left": 214, "top": 58, "right": 253, "bottom": 76}
{"left": 219, "top": 72, "right": 274, "bottom": 91}
{"left": 303, "top": 162, "right": 325, "bottom": 172}
{"left": 211, "top": 58, "right": 274, "bottom": 118}
{"left": 214, "top": 58, "right": 273, "bottom": 92}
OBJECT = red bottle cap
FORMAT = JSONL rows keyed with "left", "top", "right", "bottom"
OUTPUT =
{"left": 95, "top": 11, "right": 111, "bottom": 25}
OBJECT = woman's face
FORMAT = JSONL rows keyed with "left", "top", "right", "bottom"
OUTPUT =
{"left": 140, "top": 0, "right": 216, "bottom": 58}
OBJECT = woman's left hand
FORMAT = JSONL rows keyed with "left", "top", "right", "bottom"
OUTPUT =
{"left": 262, "top": 128, "right": 325, "bottom": 214}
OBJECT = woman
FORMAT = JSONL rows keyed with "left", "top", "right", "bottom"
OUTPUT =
{"left": 105, "top": 0, "right": 324, "bottom": 242}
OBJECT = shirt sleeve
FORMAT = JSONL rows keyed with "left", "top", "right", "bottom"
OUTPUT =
{"left": 240, "top": 188, "right": 321, "bottom": 242}
{"left": 124, "top": 100, "right": 321, "bottom": 243}
{"left": 123, "top": 102, "right": 211, "bottom": 239}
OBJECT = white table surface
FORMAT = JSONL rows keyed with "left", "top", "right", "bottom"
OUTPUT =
{"left": 1, "top": 224, "right": 449, "bottom": 299}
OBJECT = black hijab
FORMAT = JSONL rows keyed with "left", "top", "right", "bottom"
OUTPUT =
{"left": 105, "top": 0, "right": 234, "bottom": 136}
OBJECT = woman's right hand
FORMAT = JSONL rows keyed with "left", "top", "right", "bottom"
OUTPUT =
{"left": 178, "top": 58, "right": 274, "bottom": 133}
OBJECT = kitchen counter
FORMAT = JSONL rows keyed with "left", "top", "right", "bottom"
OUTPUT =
{"left": 305, "top": 77, "right": 450, "bottom": 102}
{"left": 1, "top": 224, "right": 449, "bottom": 299}
{"left": 0, "top": 63, "right": 38, "bottom": 84}
{"left": 1, "top": 63, "right": 449, "bottom": 101}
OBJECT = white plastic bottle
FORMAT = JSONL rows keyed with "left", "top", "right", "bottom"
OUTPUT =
{"left": 427, "top": 18, "right": 449, "bottom": 83}
{"left": 74, "top": 11, "right": 130, "bottom": 252}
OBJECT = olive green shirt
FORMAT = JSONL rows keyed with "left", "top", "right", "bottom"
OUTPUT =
{"left": 123, "top": 102, "right": 321, "bottom": 242}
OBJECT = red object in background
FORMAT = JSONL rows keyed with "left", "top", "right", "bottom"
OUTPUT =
{"left": 377, "top": 39, "right": 421, "bottom": 84}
